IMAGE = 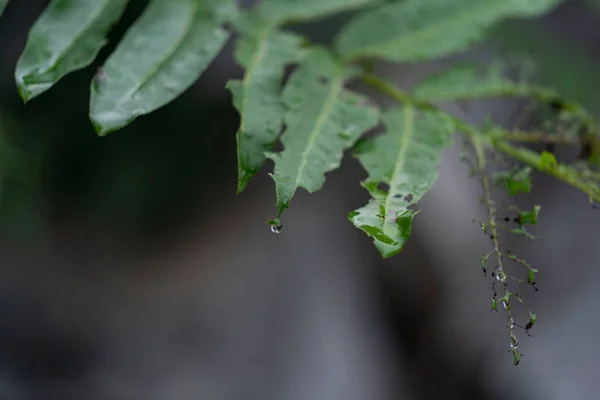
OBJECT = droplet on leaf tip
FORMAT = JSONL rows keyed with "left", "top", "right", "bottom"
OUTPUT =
{"left": 268, "top": 218, "right": 283, "bottom": 234}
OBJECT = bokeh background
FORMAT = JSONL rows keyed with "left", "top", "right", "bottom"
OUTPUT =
{"left": 0, "top": 0, "right": 599, "bottom": 399}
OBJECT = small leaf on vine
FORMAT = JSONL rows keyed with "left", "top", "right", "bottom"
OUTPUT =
{"left": 517, "top": 205, "right": 541, "bottom": 225}
{"left": 540, "top": 151, "right": 558, "bottom": 170}
{"left": 495, "top": 167, "right": 532, "bottom": 196}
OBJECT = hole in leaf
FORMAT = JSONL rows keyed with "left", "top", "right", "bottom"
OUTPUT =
{"left": 377, "top": 183, "right": 390, "bottom": 193}
{"left": 317, "top": 75, "right": 329, "bottom": 85}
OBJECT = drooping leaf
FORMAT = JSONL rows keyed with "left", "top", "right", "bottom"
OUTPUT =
{"left": 255, "top": 0, "right": 379, "bottom": 25}
{"left": 349, "top": 106, "right": 455, "bottom": 258}
{"left": 228, "top": 0, "right": 380, "bottom": 192}
{"left": 0, "top": 0, "right": 8, "bottom": 17}
{"left": 227, "top": 17, "right": 304, "bottom": 193}
{"left": 267, "top": 48, "right": 379, "bottom": 216}
{"left": 89, "top": 0, "right": 234, "bottom": 135}
{"left": 334, "top": 0, "right": 562, "bottom": 62}
{"left": 15, "top": 0, "right": 129, "bottom": 102}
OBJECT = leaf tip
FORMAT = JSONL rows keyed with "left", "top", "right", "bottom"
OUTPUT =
{"left": 237, "top": 175, "right": 250, "bottom": 194}
{"left": 90, "top": 119, "right": 111, "bottom": 136}
{"left": 16, "top": 82, "right": 32, "bottom": 104}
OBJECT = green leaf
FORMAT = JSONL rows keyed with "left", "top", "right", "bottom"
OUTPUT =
{"left": 255, "top": 0, "right": 379, "bottom": 25}
{"left": 227, "top": 18, "right": 304, "bottom": 193}
{"left": 510, "top": 226, "right": 535, "bottom": 240}
{"left": 489, "top": 21, "right": 600, "bottom": 115}
{"left": 15, "top": 0, "right": 129, "bottom": 102}
{"left": 495, "top": 167, "right": 532, "bottom": 196}
{"left": 539, "top": 151, "right": 557, "bottom": 170}
{"left": 0, "top": 0, "right": 8, "bottom": 17}
{"left": 267, "top": 48, "right": 379, "bottom": 216}
{"left": 349, "top": 106, "right": 454, "bottom": 258}
{"left": 89, "top": 0, "right": 233, "bottom": 135}
{"left": 526, "top": 311, "right": 537, "bottom": 329}
{"left": 334, "top": 0, "right": 562, "bottom": 62}
{"left": 517, "top": 205, "right": 541, "bottom": 225}
{"left": 413, "top": 62, "right": 550, "bottom": 102}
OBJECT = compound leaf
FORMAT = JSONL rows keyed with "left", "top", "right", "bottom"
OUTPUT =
{"left": 255, "top": 0, "right": 379, "bottom": 25}
{"left": 229, "top": 0, "right": 379, "bottom": 192}
{"left": 15, "top": 0, "right": 129, "bottom": 102}
{"left": 227, "top": 17, "right": 304, "bottom": 193}
{"left": 334, "top": 0, "right": 562, "bottom": 62}
{"left": 267, "top": 48, "right": 379, "bottom": 216}
{"left": 90, "top": 0, "right": 233, "bottom": 135}
{"left": 349, "top": 106, "right": 454, "bottom": 258}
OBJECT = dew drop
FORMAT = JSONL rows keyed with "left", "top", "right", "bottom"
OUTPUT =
{"left": 496, "top": 274, "right": 506, "bottom": 283}
{"left": 502, "top": 300, "right": 509, "bottom": 309}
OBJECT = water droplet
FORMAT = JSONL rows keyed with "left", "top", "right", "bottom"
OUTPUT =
{"left": 509, "top": 317, "right": 515, "bottom": 329}
{"left": 271, "top": 222, "right": 282, "bottom": 234}
{"left": 496, "top": 273, "right": 506, "bottom": 282}
{"left": 502, "top": 300, "right": 509, "bottom": 309}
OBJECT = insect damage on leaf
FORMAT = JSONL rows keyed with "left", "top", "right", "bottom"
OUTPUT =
{"left": 227, "top": 13, "right": 306, "bottom": 193}
{"left": 349, "top": 106, "right": 455, "bottom": 258}
{"left": 267, "top": 47, "right": 379, "bottom": 218}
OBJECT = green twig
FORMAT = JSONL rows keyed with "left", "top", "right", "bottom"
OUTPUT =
{"left": 360, "top": 72, "right": 600, "bottom": 203}
{"left": 492, "top": 140, "right": 600, "bottom": 203}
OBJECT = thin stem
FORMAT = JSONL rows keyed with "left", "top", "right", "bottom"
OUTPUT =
{"left": 490, "top": 129, "right": 580, "bottom": 145}
{"left": 492, "top": 140, "right": 600, "bottom": 203}
{"left": 472, "top": 136, "right": 520, "bottom": 362}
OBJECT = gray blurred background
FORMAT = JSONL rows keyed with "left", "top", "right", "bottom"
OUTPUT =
{"left": 0, "top": 0, "right": 599, "bottom": 399}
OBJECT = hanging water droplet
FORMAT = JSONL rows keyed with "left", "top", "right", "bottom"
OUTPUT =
{"left": 496, "top": 273, "right": 506, "bottom": 282}
{"left": 271, "top": 222, "right": 282, "bottom": 234}
{"left": 268, "top": 218, "right": 283, "bottom": 234}
{"left": 509, "top": 317, "right": 515, "bottom": 329}
{"left": 502, "top": 300, "right": 509, "bottom": 309}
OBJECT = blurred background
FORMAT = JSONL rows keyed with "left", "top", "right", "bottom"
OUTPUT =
{"left": 0, "top": 0, "right": 599, "bottom": 399}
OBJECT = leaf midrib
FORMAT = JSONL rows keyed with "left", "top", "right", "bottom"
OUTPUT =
{"left": 238, "top": 27, "right": 272, "bottom": 142}
{"left": 345, "top": 2, "right": 511, "bottom": 60}
{"left": 111, "top": 1, "right": 209, "bottom": 110}
{"left": 383, "top": 106, "right": 414, "bottom": 237}
{"left": 294, "top": 74, "right": 343, "bottom": 189}
{"left": 22, "top": 0, "right": 112, "bottom": 78}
